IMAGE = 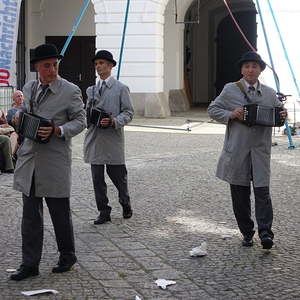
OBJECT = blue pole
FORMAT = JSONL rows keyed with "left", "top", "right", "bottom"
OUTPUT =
{"left": 117, "top": 0, "right": 131, "bottom": 80}
{"left": 266, "top": 0, "right": 300, "bottom": 97}
{"left": 255, "top": 0, "right": 279, "bottom": 89}
{"left": 60, "top": 0, "right": 91, "bottom": 57}
{"left": 256, "top": 0, "right": 295, "bottom": 149}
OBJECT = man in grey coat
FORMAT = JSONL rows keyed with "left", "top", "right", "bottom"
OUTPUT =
{"left": 84, "top": 50, "right": 134, "bottom": 225}
{"left": 10, "top": 44, "right": 86, "bottom": 281}
{"left": 208, "top": 51, "right": 287, "bottom": 250}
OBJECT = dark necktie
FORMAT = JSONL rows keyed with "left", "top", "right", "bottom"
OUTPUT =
{"left": 36, "top": 84, "right": 49, "bottom": 104}
{"left": 248, "top": 85, "right": 255, "bottom": 96}
{"left": 99, "top": 81, "right": 106, "bottom": 97}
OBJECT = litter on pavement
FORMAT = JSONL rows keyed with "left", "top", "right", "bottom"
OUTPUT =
{"left": 21, "top": 289, "right": 59, "bottom": 296}
{"left": 189, "top": 242, "right": 207, "bottom": 257}
{"left": 155, "top": 279, "right": 177, "bottom": 289}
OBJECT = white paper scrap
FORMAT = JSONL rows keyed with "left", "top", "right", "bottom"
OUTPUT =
{"left": 6, "top": 268, "right": 17, "bottom": 273}
{"left": 155, "top": 279, "right": 176, "bottom": 290}
{"left": 135, "top": 296, "right": 142, "bottom": 300}
{"left": 189, "top": 242, "right": 207, "bottom": 257}
{"left": 21, "top": 289, "right": 59, "bottom": 296}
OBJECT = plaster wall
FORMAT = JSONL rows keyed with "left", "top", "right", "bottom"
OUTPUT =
{"left": 25, "top": 0, "right": 95, "bottom": 81}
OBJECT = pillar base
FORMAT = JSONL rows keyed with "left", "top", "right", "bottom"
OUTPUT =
{"left": 131, "top": 93, "right": 171, "bottom": 118}
{"left": 169, "top": 89, "right": 190, "bottom": 113}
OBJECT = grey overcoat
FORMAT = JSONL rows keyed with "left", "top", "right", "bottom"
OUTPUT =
{"left": 83, "top": 77, "right": 134, "bottom": 165}
{"left": 208, "top": 79, "right": 282, "bottom": 187}
{"left": 13, "top": 77, "right": 86, "bottom": 197}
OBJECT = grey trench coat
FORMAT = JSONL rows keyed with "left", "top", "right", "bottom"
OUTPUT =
{"left": 208, "top": 79, "right": 282, "bottom": 187}
{"left": 83, "top": 77, "right": 134, "bottom": 165}
{"left": 13, "top": 77, "right": 86, "bottom": 197}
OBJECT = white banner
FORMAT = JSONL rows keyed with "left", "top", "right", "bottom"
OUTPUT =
{"left": 0, "top": 0, "right": 22, "bottom": 87}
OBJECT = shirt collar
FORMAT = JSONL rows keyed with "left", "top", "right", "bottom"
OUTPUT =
{"left": 242, "top": 78, "right": 262, "bottom": 94}
{"left": 98, "top": 76, "right": 113, "bottom": 88}
{"left": 38, "top": 76, "right": 61, "bottom": 93}
{"left": 99, "top": 76, "right": 111, "bottom": 85}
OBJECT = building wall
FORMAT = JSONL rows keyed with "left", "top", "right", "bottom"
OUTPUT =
{"left": 21, "top": 0, "right": 300, "bottom": 116}
{"left": 25, "top": 0, "right": 95, "bottom": 81}
{"left": 164, "top": 0, "right": 185, "bottom": 94}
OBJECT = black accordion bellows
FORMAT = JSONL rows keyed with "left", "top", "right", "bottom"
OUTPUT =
{"left": 243, "top": 104, "right": 285, "bottom": 127}
{"left": 89, "top": 107, "right": 111, "bottom": 128}
{"left": 17, "top": 112, "right": 54, "bottom": 143}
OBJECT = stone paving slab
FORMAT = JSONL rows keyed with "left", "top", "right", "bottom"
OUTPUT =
{"left": 1, "top": 117, "right": 300, "bottom": 299}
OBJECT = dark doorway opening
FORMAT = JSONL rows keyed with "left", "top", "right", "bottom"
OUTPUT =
{"left": 45, "top": 36, "right": 95, "bottom": 102}
{"left": 215, "top": 11, "right": 257, "bottom": 96}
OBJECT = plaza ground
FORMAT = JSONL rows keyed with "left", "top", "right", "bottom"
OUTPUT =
{"left": 1, "top": 112, "right": 300, "bottom": 299}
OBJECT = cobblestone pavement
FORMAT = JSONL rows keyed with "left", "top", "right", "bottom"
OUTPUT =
{"left": 1, "top": 115, "right": 300, "bottom": 299}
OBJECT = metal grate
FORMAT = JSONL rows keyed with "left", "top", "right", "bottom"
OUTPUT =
{"left": 0, "top": 86, "right": 14, "bottom": 114}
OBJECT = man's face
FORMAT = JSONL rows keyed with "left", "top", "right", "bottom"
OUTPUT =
{"left": 13, "top": 91, "right": 24, "bottom": 106}
{"left": 94, "top": 59, "right": 113, "bottom": 79}
{"left": 241, "top": 61, "right": 262, "bottom": 84}
{"left": 35, "top": 58, "right": 59, "bottom": 84}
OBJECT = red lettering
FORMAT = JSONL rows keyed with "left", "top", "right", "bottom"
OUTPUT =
{"left": 0, "top": 69, "right": 10, "bottom": 86}
{"left": 0, "top": 69, "right": 10, "bottom": 79}
{"left": 0, "top": 80, "right": 9, "bottom": 86}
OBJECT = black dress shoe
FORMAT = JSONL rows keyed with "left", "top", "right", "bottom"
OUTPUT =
{"left": 122, "top": 204, "right": 133, "bottom": 219}
{"left": 10, "top": 266, "right": 39, "bottom": 281}
{"left": 52, "top": 256, "right": 77, "bottom": 273}
{"left": 261, "top": 237, "right": 273, "bottom": 249}
{"left": 242, "top": 237, "right": 253, "bottom": 247}
{"left": 94, "top": 214, "right": 111, "bottom": 225}
{"left": 3, "top": 169, "right": 14, "bottom": 174}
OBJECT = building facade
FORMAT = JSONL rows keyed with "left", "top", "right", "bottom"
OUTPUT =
{"left": 16, "top": 0, "right": 300, "bottom": 117}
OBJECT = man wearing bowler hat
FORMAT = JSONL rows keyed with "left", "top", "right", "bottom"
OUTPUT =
{"left": 10, "top": 44, "right": 86, "bottom": 281}
{"left": 83, "top": 50, "right": 134, "bottom": 225}
{"left": 208, "top": 51, "right": 287, "bottom": 250}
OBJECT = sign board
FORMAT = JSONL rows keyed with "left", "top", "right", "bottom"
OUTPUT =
{"left": 0, "top": 0, "right": 22, "bottom": 87}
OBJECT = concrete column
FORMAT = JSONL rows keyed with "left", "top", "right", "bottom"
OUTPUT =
{"left": 92, "top": 0, "right": 170, "bottom": 117}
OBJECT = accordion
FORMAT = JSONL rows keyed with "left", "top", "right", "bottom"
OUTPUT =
{"left": 243, "top": 104, "right": 285, "bottom": 127}
{"left": 17, "top": 112, "right": 54, "bottom": 143}
{"left": 89, "top": 107, "right": 111, "bottom": 128}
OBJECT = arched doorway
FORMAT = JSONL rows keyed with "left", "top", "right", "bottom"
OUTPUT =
{"left": 215, "top": 11, "right": 257, "bottom": 96}
{"left": 184, "top": 0, "right": 257, "bottom": 106}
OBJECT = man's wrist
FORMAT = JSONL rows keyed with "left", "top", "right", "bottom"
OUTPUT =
{"left": 54, "top": 126, "right": 62, "bottom": 137}
{"left": 111, "top": 118, "right": 115, "bottom": 128}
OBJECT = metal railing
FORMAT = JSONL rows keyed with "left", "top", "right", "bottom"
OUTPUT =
{"left": 0, "top": 86, "right": 14, "bottom": 114}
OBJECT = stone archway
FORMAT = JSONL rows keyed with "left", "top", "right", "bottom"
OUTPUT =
{"left": 183, "top": 0, "right": 256, "bottom": 105}
{"left": 91, "top": 0, "right": 256, "bottom": 116}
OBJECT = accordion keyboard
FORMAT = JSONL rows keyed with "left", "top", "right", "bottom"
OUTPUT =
{"left": 21, "top": 114, "right": 40, "bottom": 140}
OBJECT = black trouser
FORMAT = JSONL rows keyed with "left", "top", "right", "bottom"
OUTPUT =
{"left": 230, "top": 184, "right": 274, "bottom": 240}
{"left": 91, "top": 164, "right": 130, "bottom": 215}
{"left": 22, "top": 180, "right": 75, "bottom": 268}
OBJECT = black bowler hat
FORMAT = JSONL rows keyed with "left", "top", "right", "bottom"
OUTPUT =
{"left": 30, "top": 44, "right": 63, "bottom": 64}
{"left": 237, "top": 51, "right": 266, "bottom": 71}
{"left": 92, "top": 50, "right": 117, "bottom": 66}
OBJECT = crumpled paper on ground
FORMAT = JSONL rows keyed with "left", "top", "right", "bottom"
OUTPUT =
{"left": 21, "top": 289, "right": 59, "bottom": 296}
{"left": 189, "top": 242, "right": 207, "bottom": 257}
{"left": 6, "top": 268, "right": 17, "bottom": 273}
{"left": 155, "top": 279, "right": 176, "bottom": 289}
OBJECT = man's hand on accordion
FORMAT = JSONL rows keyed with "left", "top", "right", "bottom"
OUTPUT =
{"left": 99, "top": 117, "right": 114, "bottom": 128}
{"left": 230, "top": 108, "right": 244, "bottom": 120}
{"left": 279, "top": 108, "right": 288, "bottom": 121}
{"left": 38, "top": 125, "right": 55, "bottom": 140}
